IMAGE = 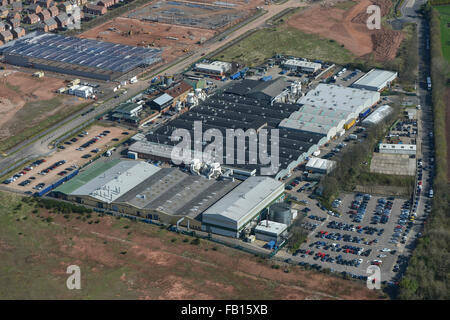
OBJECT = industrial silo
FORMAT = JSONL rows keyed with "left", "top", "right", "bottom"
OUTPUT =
{"left": 269, "top": 202, "right": 292, "bottom": 226}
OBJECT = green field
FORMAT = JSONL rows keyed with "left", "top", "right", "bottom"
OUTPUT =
{"left": 332, "top": 0, "right": 357, "bottom": 10}
{"left": 214, "top": 25, "right": 356, "bottom": 67}
{"left": 435, "top": 4, "right": 450, "bottom": 62}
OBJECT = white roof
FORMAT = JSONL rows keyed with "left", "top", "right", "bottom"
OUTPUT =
{"left": 202, "top": 176, "right": 284, "bottom": 225}
{"left": 362, "top": 105, "right": 392, "bottom": 126}
{"left": 255, "top": 220, "right": 288, "bottom": 235}
{"left": 352, "top": 69, "right": 397, "bottom": 89}
{"left": 153, "top": 93, "right": 173, "bottom": 106}
{"left": 195, "top": 61, "right": 231, "bottom": 73}
{"left": 298, "top": 84, "right": 380, "bottom": 115}
{"left": 379, "top": 144, "right": 416, "bottom": 151}
{"left": 306, "top": 157, "right": 336, "bottom": 171}
{"left": 70, "top": 161, "right": 161, "bottom": 203}
{"left": 284, "top": 59, "right": 321, "bottom": 70}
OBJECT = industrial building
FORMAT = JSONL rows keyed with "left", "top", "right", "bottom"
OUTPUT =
{"left": 224, "top": 77, "right": 290, "bottom": 104}
{"left": 148, "top": 93, "right": 173, "bottom": 112}
{"left": 110, "top": 102, "right": 143, "bottom": 124}
{"left": 194, "top": 61, "right": 232, "bottom": 76}
{"left": 52, "top": 159, "right": 240, "bottom": 229}
{"left": 0, "top": 32, "right": 162, "bottom": 80}
{"left": 361, "top": 105, "right": 393, "bottom": 126}
{"left": 305, "top": 157, "right": 336, "bottom": 174}
{"left": 68, "top": 84, "right": 93, "bottom": 98}
{"left": 254, "top": 220, "right": 288, "bottom": 242}
{"left": 351, "top": 69, "right": 398, "bottom": 92}
{"left": 379, "top": 143, "right": 416, "bottom": 155}
{"left": 298, "top": 84, "right": 380, "bottom": 119}
{"left": 283, "top": 59, "right": 322, "bottom": 73}
{"left": 201, "top": 176, "right": 285, "bottom": 238}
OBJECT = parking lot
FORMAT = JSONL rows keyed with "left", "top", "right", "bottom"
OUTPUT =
{"left": 278, "top": 191, "right": 421, "bottom": 284}
{"left": 3, "top": 125, "right": 132, "bottom": 194}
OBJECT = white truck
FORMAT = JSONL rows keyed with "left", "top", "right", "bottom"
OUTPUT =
{"left": 349, "top": 134, "right": 358, "bottom": 140}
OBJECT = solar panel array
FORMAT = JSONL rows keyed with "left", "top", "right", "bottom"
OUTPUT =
{"left": 3, "top": 32, "right": 162, "bottom": 73}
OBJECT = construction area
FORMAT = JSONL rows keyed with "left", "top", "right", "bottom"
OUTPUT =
{"left": 3, "top": 125, "right": 134, "bottom": 194}
{"left": 286, "top": 0, "right": 404, "bottom": 61}
{"left": 127, "top": 0, "right": 258, "bottom": 30}
{"left": 0, "top": 68, "right": 88, "bottom": 152}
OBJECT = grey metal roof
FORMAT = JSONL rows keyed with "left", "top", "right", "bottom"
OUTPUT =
{"left": 152, "top": 93, "right": 173, "bottom": 106}
{"left": 352, "top": 69, "right": 397, "bottom": 89}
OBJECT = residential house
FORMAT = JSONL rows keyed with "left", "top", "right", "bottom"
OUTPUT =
{"left": 54, "top": 12, "right": 69, "bottom": 28}
{"left": 98, "top": 0, "right": 114, "bottom": 8}
{"left": 24, "top": 13, "right": 40, "bottom": 24}
{"left": 28, "top": 4, "right": 42, "bottom": 14}
{"left": 11, "top": 26, "right": 25, "bottom": 39}
{"left": 11, "top": 1, "right": 22, "bottom": 11}
{"left": 73, "top": 0, "right": 87, "bottom": 6}
{"left": 37, "top": 16, "right": 57, "bottom": 32}
{"left": 7, "top": 11, "right": 20, "bottom": 21}
{"left": 7, "top": 17, "right": 20, "bottom": 28}
{"left": 38, "top": 9, "right": 51, "bottom": 21}
{"left": 57, "top": 1, "right": 71, "bottom": 12}
{"left": 0, "top": 0, "right": 8, "bottom": 7}
{"left": 48, "top": 5, "right": 58, "bottom": 17}
{"left": 0, "top": 7, "right": 8, "bottom": 19}
{"left": 0, "top": 21, "right": 5, "bottom": 31}
{"left": 84, "top": 3, "right": 106, "bottom": 15}
{"left": 0, "top": 30, "right": 13, "bottom": 42}
{"left": 37, "top": 0, "right": 53, "bottom": 8}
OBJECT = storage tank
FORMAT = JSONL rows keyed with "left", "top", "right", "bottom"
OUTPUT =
{"left": 269, "top": 203, "right": 292, "bottom": 225}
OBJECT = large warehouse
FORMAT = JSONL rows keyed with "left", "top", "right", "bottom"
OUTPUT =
{"left": 1, "top": 32, "right": 162, "bottom": 80}
{"left": 351, "top": 69, "right": 398, "bottom": 92}
{"left": 201, "top": 176, "right": 285, "bottom": 238}
{"left": 52, "top": 159, "right": 239, "bottom": 229}
{"left": 283, "top": 59, "right": 322, "bottom": 73}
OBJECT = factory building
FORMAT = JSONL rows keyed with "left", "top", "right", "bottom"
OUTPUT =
{"left": 52, "top": 159, "right": 239, "bottom": 229}
{"left": 305, "top": 157, "right": 336, "bottom": 174}
{"left": 361, "top": 105, "right": 393, "bottom": 126}
{"left": 201, "top": 176, "right": 285, "bottom": 238}
{"left": 283, "top": 59, "right": 322, "bottom": 73}
{"left": 194, "top": 61, "right": 232, "bottom": 76}
{"left": 379, "top": 144, "right": 416, "bottom": 155}
{"left": 149, "top": 93, "right": 173, "bottom": 112}
{"left": 254, "top": 220, "right": 288, "bottom": 243}
{"left": 68, "top": 84, "right": 93, "bottom": 98}
{"left": 1, "top": 32, "right": 162, "bottom": 80}
{"left": 351, "top": 69, "right": 398, "bottom": 92}
{"left": 110, "top": 102, "right": 143, "bottom": 124}
{"left": 298, "top": 84, "right": 380, "bottom": 120}
{"left": 224, "top": 77, "right": 290, "bottom": 104}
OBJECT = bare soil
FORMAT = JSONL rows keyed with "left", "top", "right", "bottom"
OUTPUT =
{"left": 287, "top": 0, "right": 404, "bottom": 61}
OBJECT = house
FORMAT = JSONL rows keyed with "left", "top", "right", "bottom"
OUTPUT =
{"left": 28, "top": 4, "right": 42, "bottom": 14}
{"left": 11, "top": 26, "right": 25, "bottom": 39}
{"left": 37, "top": 0, "right": 53, "bottom": 8}
{"left": 84, "top": 3, "right": 106, "bottom": 15}
{"left": 0, "top": 0, "right": 8, "bottom": 7}
{"left": 0, "top": 21, "right": 5, "bottom": 31}
{"left": 38, "top": 9, "right": 51, "bottom": 21}
{"left": 57, "top": 1, "right": 72, "bottom": 12}
{"left": 0, "top": 30, "right": 13, "bottom": 42}
{"left": 48, "top": 5, "right": 58, "bottom": 17}
{"left": 98, "top": 0, "right": 114, "bottom": 7}
{"left": 54, "top": 12, "right": 69, "bottom": 28}
{"left": 0, "top": 39, "right": 3, "bottom": 46}
{"left": 11, "top": 1, "right": 22, "bottom": 11}
{"left": 0, "top": 7, "right": 8, "bottom": 18}
{"left": 38, "top": 17, "right": 57, "bottom": 32}
{"left": 7, "top": 17, "right": 20, "bottom": 28}
{"left": 7, "top": 11, "right": 20, "bottom": 21}
{"left": 73, "top": 0, "right": 87, "bottom": 6}
{"left": 24, "top": 13, "right": 40, "bottom": 24}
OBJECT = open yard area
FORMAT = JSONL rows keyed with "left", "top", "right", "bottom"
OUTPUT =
{"left": 0, "top": 69, "right": 90, "bottom": 154}
{"left": 3, "top": 125, "right": 134, "bottom": 194}
{"left": 78, "top": 17, "right": 216, "bottom": 64}
{"left": 0, "top": 192, "right": 381, "bottom": 299}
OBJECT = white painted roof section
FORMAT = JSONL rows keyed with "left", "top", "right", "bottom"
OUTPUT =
{"left": 255, "top": 220, "right": 288, "bottom": 235}
{"left": 195, "top": 61, "right": 232, "bottom": 73}
{"left": 202, "top": 176, "right": 284, "bottom": 223}
{"left": 283, "top": 59, "right": 321, "bottom": 70}
{"left": 153, "top": 93, "right": 173, "bottom": 106}
{"left": 352, "top": 69, "right": 397, "bottom": 89}
{"left": 379, "top": 144, "right": 416, "bottom": 151}
{"left": 362, "top": 105, "right": 393, "bottom": 126}
{"left": 70, "top": 160, "right": 161, "bottom": 203}
{"left": 298, "top": 84, "right": 380, "bottom": 114}
{"left": 306, "top": 157, "right": 336, "bottom": 171}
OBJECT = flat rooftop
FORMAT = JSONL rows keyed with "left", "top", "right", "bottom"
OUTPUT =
{"left": 352, "top": 69, "right": 397, "bottom": 89}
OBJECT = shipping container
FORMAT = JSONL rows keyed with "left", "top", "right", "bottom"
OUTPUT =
{"left": 230, "top": 72, "right": 241, "bottom": 80}
{"left": 344, "top": 118, "right": 356, "bottom": 130}
{"left": 359, "top": 108, "right": 371, "bottom": 119}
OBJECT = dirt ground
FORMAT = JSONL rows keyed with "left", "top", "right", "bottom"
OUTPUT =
{"left": 0, "top": 69, "right": 85, "bottom": 142}
{"left": 0, "top": 190, "right": 382, "bottom": 299}
{"left": 5, "top": 125, "right": 133, "bottom": 193}
{"left": 78, "top": 17, "right": 217, "bottom": 63}
{"left": 287, "top": 0, "right": 404, "bottom": 61}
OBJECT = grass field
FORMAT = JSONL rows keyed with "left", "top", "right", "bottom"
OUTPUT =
{"left": 435, "top": 4, "right": 450, "bottom": 62}
{"left": 214, "top": 25, "right": 356, "bottom": 67}
{"left": 332, "top": 0, "right": 357, "bottom": 10}
{"left": 0, "top": 192, "right": 380, "bottom": 299}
